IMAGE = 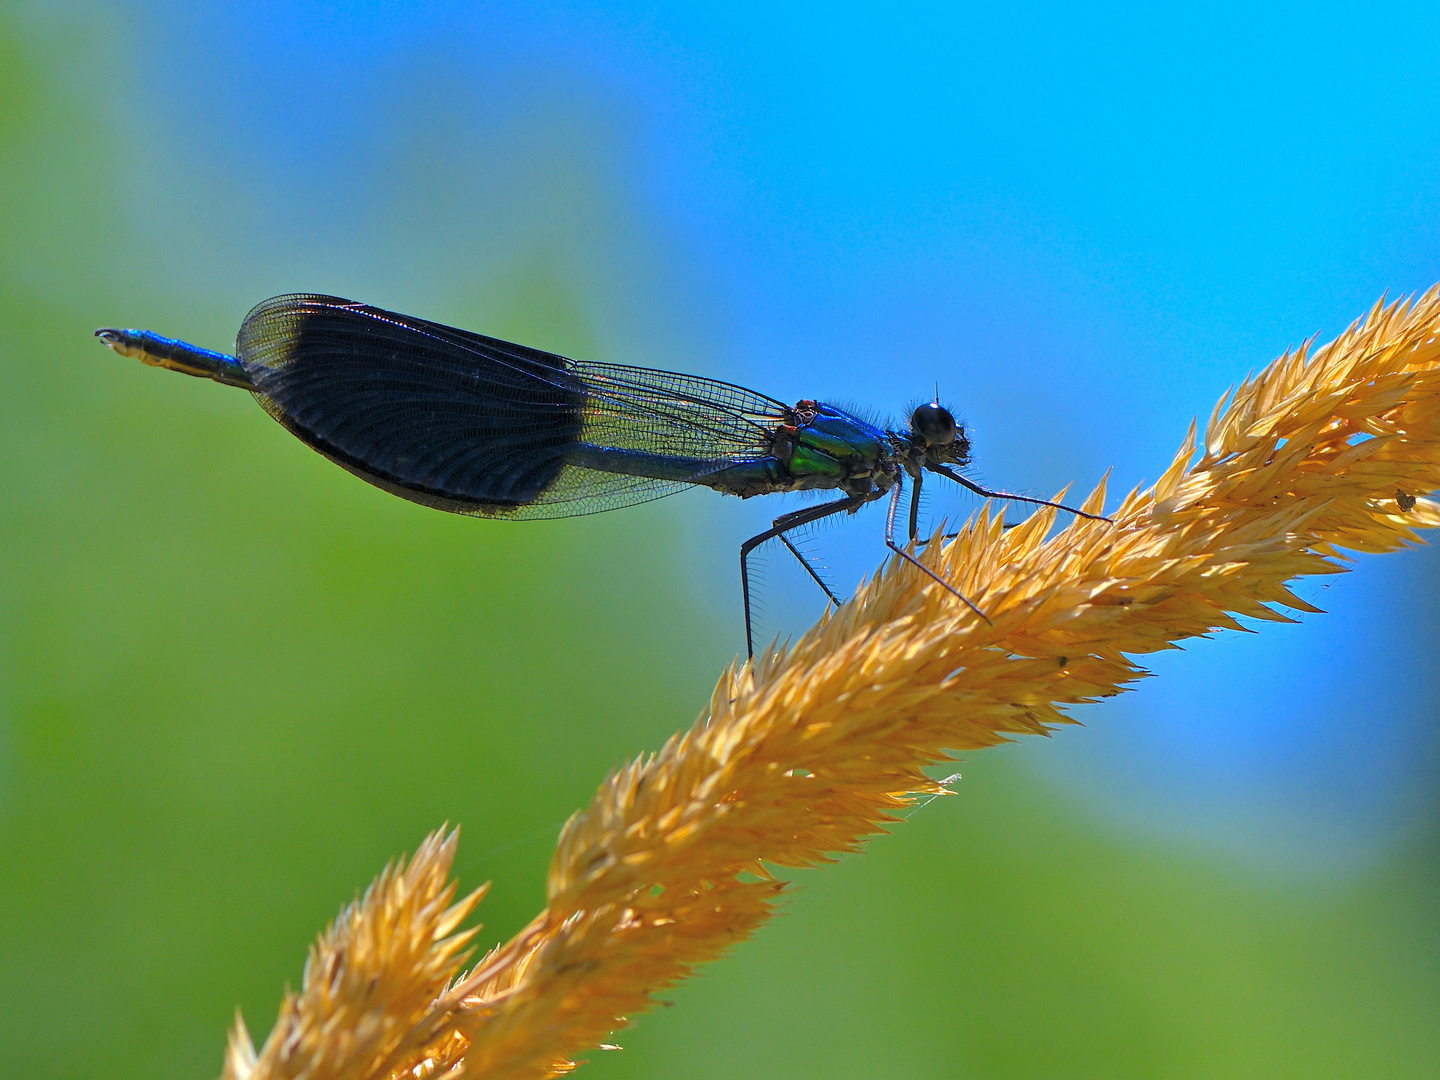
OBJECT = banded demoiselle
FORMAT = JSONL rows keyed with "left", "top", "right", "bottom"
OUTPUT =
{"left": 97, "top": 294, "right": 1105, "bottom": 655}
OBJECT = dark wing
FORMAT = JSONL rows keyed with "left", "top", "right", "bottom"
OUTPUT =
{"left": 235, "top": 294, "right": 786, "bottom": 519}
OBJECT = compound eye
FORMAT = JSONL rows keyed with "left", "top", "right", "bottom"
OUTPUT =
{"left": 911, "top": 403, "right": 956, "bottom": 446}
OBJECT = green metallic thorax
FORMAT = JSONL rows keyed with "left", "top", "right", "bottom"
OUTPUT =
{"left": 698, "top": 400, "right": 899, "bottom": 501}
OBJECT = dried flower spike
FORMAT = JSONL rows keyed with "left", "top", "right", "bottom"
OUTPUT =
{"left": 221, "top": 288, "right": 1440, "bottom": 1080}
{"left": 221, "top": 829, "right": 485, "bottom": 1080}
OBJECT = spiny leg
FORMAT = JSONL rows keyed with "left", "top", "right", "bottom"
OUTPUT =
{"left": 740, "top": 494, "right": 866, "bottom": 658}
{"left": 777, "top": 533, "right": 843, "bottom": 608}
{"left": 908, "top": 468, "right": 923, "bottom": 541}
{"left": 882, "top": 481, "right": 992, "bottom": 625}
{"left": 927, "top": 463, "right": 1111, "bottom": 522}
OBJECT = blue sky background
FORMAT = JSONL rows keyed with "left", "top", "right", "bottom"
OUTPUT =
{"left": 76, "top": 0, "right": 1440, "bottom": 875}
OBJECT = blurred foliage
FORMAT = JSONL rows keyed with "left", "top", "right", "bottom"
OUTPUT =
{"left": 0, "top": 10, "right": 721, "bottom": 1076}
{"left": 0, "top": 7, "right": 1436, "bottom": 1079}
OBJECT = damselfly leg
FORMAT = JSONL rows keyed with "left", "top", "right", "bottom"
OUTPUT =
{"left": 883, "top": 481, "right": 991, "bottom": 625}
{"left": 927, "top": 464, "right": 1110, "bottom": 523}
{"left": 740, "top": 494, "right": 866, "bottom": 657}
{"left": 908, "top": 470, "right": 924, "bottom": 541}
{"left": 777, "top": 533, "right": 844, "bottom": 608}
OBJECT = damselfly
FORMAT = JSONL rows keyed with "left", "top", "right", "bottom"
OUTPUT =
{"left": 97, "top": 294, "right": 1106, "bottom": 655}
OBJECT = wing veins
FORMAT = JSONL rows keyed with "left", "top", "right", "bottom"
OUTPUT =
{"left": 305, "top": 298, "right": 783, "bottom": 463}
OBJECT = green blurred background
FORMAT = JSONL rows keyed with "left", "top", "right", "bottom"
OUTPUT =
{"left": 1, "top": 3, "right": 1436, "bottom": 1077}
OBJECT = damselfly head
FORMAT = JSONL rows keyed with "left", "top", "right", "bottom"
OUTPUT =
{"left": 903, "top": 400, "right": 972, "bottom": 470}
{"left": 910, "top": 402, "right": 957, "bottom": 447}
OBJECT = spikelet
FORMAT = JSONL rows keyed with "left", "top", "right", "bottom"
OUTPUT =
{"left": 221, "top": 289, "right": 1440, "bottom": 1080}
{"left": 220, "top": 829, "right": 485, "bottom": 1080}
